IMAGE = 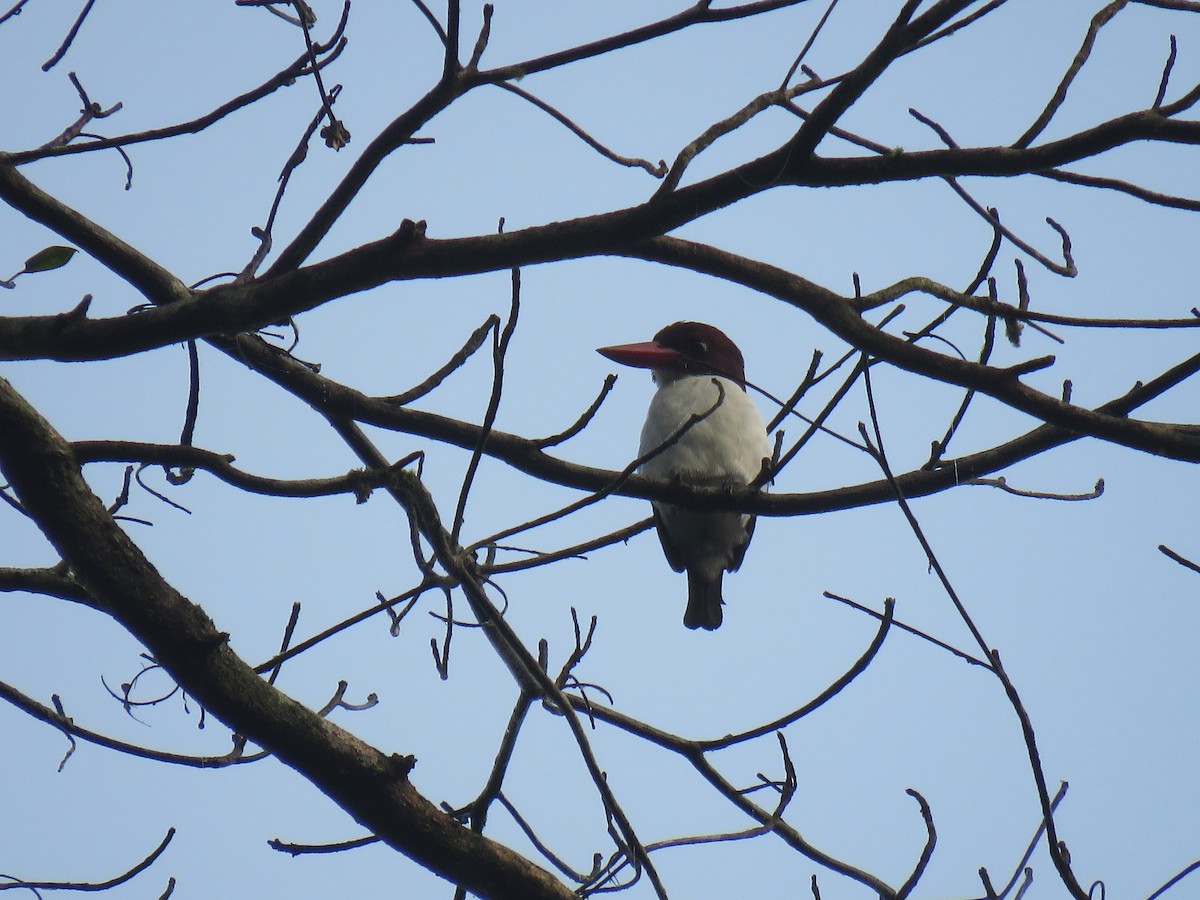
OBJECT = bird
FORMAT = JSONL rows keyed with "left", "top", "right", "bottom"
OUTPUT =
{"left": 597, "top": 321, "right": 770, "bottom": 630}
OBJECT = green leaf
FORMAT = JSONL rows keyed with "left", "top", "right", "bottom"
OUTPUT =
{"left": 23, "top": 245, "right": 77, "bottom": 274}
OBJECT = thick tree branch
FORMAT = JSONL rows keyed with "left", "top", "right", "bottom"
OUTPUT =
{"left": 5, "top": 106, "right": 1200, "bottom": 362}
{"left": 627, "top": 236, "right": 1200, "bottom": 462}
{"left": 207, "top": 326, "right": 1200, "bottom": 512}
{"left": 0, "top": 565, "right": 91, "bottom": 604}
{"left": 0, "top": 105, "right": 1192, "bottom": 360}
{"left": 0, "top": 375, "right": 574, "bottom": 900}
{"left": 0, "top": 162, "right": 190, "bottom": 306}
{"left": 22, "top": 305, "right": 1193, "bottom": 533}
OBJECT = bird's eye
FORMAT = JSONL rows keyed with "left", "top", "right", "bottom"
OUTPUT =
{"left": 692, "top": 340, "right": 708, "bottom": 356}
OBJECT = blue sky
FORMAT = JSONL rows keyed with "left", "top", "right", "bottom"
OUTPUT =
{"left": 2, "top": 2, "right": 1199, "bottom": 898}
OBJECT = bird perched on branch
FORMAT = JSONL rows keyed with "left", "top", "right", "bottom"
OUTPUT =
{"left": 598, "top": 321, "right": 770, "bottom": 630}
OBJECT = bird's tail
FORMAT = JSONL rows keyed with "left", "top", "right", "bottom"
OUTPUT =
{"left": 684, "top": 570, "right": 724, "bottom": 630}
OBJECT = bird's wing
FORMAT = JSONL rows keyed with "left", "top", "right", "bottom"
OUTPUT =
{"left": 651, "top": 505, "right": 688, "bottom": 573}
{"left": 728, "top": 514, "right": 756, "bottom": 572}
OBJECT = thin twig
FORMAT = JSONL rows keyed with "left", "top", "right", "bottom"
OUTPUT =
{"left": 265, "top": 602, "right": 302, "bottom": 685}
{"left": 408, "top": 0, "right": 447, "bottom": 44}
{"left": 534, "top": 374, "right": 617, "bottom": 448}
{"left": 12, "top": 17, "right": 349, "bottom": 164}
{"left": 379, "top": 315, "right": 498, "bottom": 405}
{"left": 4, "top": 828, "right": 176, "bottom": 891}
{"left": 926, "top": 311, "right": 996, "bottom": 466}
{"left": 968, "top": 782, "right": 1069, "bottom": 900}
{"left": 1158, "top": 544, "right": 1200, "bottom": 574}
{"left": 966, "top": 475, "right": 1104, "bottom": 501}
{"left": 452, "top": 269, "right": 519, "bottom": 541}
{"left": 243, "top": 83, "right": 345, "bottom": 277}
{"left": 655, "top": 82, "right": 807, "bottom": 197}
{"left": 1154, "top": 34, "right": 1178, "bottom": 109}
{"left": 268, "top": 834, "right": 381, "bottom": 855}
{"left": 822, "top": 591, "right": 992, "bottom": 669}
{"left": 466, "top": 3, "right": 492, "bottom": 70}
{"left": 41, "top": 0, "right": 97, "bottom": 71}
{"left": 495, "top": 81, "right": 665, "bottom": 177}
{"left": 779, "top": 0, "right": 840, "bottom": 88}
{"left": 1013, "top": 1, "right": 1130, "bottom": 148}
{"left": 0, "top": 680, "right": 263, "bottom": 767}
{"left": 36, "top": 72, "right": 123, "bottom": 151}
{"left": 0, "top": 0, "right": 36, "bottom": 27}
{"left": 697, "top": 599, "right": 894, "bottom": 750}
{"left": 1145, "top": 858, "right": 1200, "bottom": 900}
{"left": 897, "top": 789, "right": 936, "bottom": 899}
{"left": 908, "top": 108, "right": 1077, "bottom": 276}
{"left": 1038, "top": 167, "right": 1200, "bottom": 212}
{"left": 468, "top": 379, "right": 731, "bottom": 554}
{"left": 253, "top": 580, "right": 439, "bottom": 675}
{"left": 860, "top": 367, "right": 1089, "bottom": 900}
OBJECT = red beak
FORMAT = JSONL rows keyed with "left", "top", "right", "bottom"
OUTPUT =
{"left": 596, "top": 341, "right": 682, "bottom": 369}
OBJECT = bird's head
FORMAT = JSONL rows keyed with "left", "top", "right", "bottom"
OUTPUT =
{"left": 597, "top": 321, "right": 748, "bottom": 389}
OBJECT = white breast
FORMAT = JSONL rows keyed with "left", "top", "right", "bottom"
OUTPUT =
{"left": 638, "top": 375, "right": 769, "bottom": 485}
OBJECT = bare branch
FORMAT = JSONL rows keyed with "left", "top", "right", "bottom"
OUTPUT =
{"left": 860, "top": 368, "right": 1089, "bottom": 899}
{"left": 970, "top": 782, "right": 1070, "bottom": 900}
{"left": 0, "top": 679, "right": 264, "bottom": 768}
{"left": 35, "top": 71, "right": 123, "bottom": 151}
{"left": 697, "top": 598, "right": 894, "bottom": 750}
{"left": 0, "top": 565, "right": 91, "bottom": 604}
{"left": 253, "top": 581, "right": 437, "bottom": 675}
{"left": 0, "top": 375, "right": 577, "bottom": 900}
{"left": 1158, "top": 543, "right": 1200, "bottom": 575}
{"left": 453, "top": 268, "right": 519, "bottom": 541}
{"left": 40, "top": 0, "right": 97, "bottom": 71}
{"left": 897, "top": 789, "right": 936, "bottom": 899}
{"left": 779, "top": 0, "right": 840, "bottom": 88}
{"left": 476, "top": 1, "right": 812, "bottom": 84}
{"left": 1013, "top": 1, "right": 1130, "bottom": 148}
{"left": 629, "top": 236, "right": 1200, "bottom": 463}
{"left": 0, "top": 827, "right": 176, "bottom": 892}
{"left": 314, "top": 415, "right": 668, "bottom": 896}
{"left": 909, "top": 108, "right": 1077, "bottom": 275}
{"left": 1145, "top": 858, "right": 1200, "bottom": 900}
{"left": 0, "top": 0, "right": 36, "bottom": 27}
{"left": 5, "top": 6, "right": 1199, "bottom": 893}
{"left": 11, "top": 15, "right": 349, "bottom": 163}
{"left": 1038, "top": 167, "right": 1200, "bottom": 211}
{"left": 821, "top": 591, "right": 992, "bottom": 669}
{"left": 655, "top": 82, "right": 806, "bottom": 196}
{"left": 966, "top": 475, "right": 1104, "bottom": 501}
{"left": 268, "top": 834, "right": 382, "bottom": 856}
{"left": 1154, "top": 34, "right": 1179, "bottom": 109}
{"left": 380, "top": 315, "right": 499, "bottom": 405}
{"left": 496, "top": 81, "right": 665, "bottom": 177}
{"left": 466, "top": 4, "right": 493, "bottom": 70}
{"left": 408, "top": 0, "right": 447, "bottom": 45}
{"left": 72, "top": 440, "right": 396, "bottom": 501}
{"left": 534, "top": 374, "right": 616, "bottom": 449}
